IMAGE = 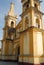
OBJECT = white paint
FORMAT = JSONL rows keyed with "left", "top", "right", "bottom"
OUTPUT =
{"left": 23, "top": 32, "right": 29, "bottom": 55}
{"left": 34, "top": 58, "right": 40, "bottom": 64}
{"left": 36, "top": 32, "right": 43, "bottom": 56}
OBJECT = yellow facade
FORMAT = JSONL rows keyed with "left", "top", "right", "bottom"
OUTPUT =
{"left": 1, "top": 0, "right": 44, "bottom": 65}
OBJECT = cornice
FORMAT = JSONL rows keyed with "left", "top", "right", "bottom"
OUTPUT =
{"left": 5, "top": 15, "right": 17, "bottom": 20}
{"left": 19, "top": 26, "right": 44, "bottom": 33}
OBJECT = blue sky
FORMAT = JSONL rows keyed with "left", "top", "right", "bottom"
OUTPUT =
{"left": 0, "top": 0, "right": 44, "bottom": 48}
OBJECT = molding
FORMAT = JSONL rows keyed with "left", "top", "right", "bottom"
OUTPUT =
{"left": 18, "top": 62, "right": 42, "bottom": 65}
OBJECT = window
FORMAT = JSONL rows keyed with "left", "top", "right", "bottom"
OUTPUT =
{"left": 11, "top": 21, "right": 14, "bottom": 28}
{"left": 23, "top": 0, "right": 30, "bottom": 10}
{"left": 35, "top": 4, "right": 37, "bottom": 7}
{"left": 26, "top": 4, "right": 29, "bottom": 8}
{"left": 34, "top": 3, "right": 38, "bottom": 9}
{"left": 36, "top": 18, "right": 40, "bottom": 28}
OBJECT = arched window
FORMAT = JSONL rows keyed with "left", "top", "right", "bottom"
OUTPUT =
{"left": 26, "top": 4, "right": 29, "bottom": 8}
{"left": 11, "top": 21, "right": 14, "bottom": 28}
{"left": 34, "top": 3, "right": 38, "bottom": 9}
{"left": 36, "top": 18, "right": 40, "bottom": 28}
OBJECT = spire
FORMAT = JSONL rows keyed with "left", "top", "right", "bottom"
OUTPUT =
{"left": 8, "top": 2, "right": 15, "bottom": 16}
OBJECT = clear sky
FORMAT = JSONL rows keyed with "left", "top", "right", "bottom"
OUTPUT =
{"left": 0, "top": 0, "right": 44, "bottom": 48}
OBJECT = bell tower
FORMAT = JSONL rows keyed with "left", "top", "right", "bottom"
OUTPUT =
{"left": 19, "top": 0, "right": 44, "bottom": 65}
{"left": 21, "top": 0, "right": 43, "bottom": 30}
{"left": 3, "top": 2, "right": 18, "bottom": 40}
{"left": 2, "top": 2, "right": 17, "bottom": 60}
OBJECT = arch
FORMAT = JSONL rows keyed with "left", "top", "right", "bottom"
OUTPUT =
{"left": 34, "top": 3, "right": 38, "bottom": 9}
{"left": 36, "top": 18, "right": 40, "bottom": 28}
{"left": 11, "top": 21, "right": 14, "bottom": 28}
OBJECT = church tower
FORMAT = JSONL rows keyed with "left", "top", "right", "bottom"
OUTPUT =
{"left": 1, "top": 2, "right": 17, "bottom": 60}
{"left": 21, "top": 0, "right": 43, "bottom": 29}
{"left": 19, "top": 0, "right": 44, "bottom": 65}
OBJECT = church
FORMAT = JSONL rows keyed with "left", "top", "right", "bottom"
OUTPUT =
{"left": 1, "top": 0, "right": 44, "bottom": 65}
